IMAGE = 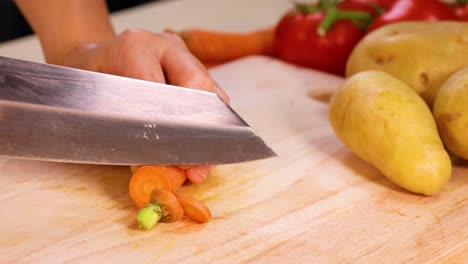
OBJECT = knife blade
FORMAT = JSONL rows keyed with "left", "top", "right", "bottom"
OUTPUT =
{"left": 0, "top": 56, "right": 276, "bottom": 165}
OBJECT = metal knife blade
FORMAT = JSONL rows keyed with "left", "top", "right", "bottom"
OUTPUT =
{"left": 0, "top": 56, "right": 276, "bottom": 165}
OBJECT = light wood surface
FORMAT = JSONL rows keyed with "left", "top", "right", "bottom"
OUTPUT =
{"left": 0, "top": 56, "right": 466, "bottom": 263}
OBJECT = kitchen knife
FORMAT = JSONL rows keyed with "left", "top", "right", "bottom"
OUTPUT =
{"left": 0, "top": 56, "right": 276, "bottom": 165}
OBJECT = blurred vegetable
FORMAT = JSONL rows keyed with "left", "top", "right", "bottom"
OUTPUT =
{"left": 169, "top": 27, "right": 275, "bottom": 66}
{"left": 452, "top": 0, "right": 468, "bottom": 20}
{"left": 337, "top": 0, "right": 384, "bottom": 16}
{"left": 367, "top": 0, "right": 458, "bottom": 32}
{"left": 347, "top": 0, "right": 398, "bottom": 10}
{"left": 373, "top": 0, "right": 398, "bottom": 9}
{"left": 273, "top": 0, "right": 373, "bottom": 75}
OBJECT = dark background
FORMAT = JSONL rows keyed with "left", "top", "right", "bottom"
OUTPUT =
{"left": 0, "top": 0, "right": 159, "bottom": 43}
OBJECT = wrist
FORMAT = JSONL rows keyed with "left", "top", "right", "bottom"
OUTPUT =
{"left": 57, "top": 42, "right": 104, "bottom": 70}
{"left": 41, "top": 20, "right": 116, "bottom": 66}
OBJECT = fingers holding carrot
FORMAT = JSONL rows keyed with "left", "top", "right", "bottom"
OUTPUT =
{"left": 184, "top": 165, "right": 210, "bottom": 183}
{"left": 129, "top": 165, "right": 213, "bottom": 230}
{"left": 129, "top": 166, "right": 174, "bottom": 208}
{"left": 129, "top": 164, "right": 209, "bottom": 191}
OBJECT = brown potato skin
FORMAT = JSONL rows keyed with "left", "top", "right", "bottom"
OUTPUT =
{"left": 346, "top": 21, "right": 468, "bottom": 108}
{"left": 329, "top": 70, "right": 451, "bottom": 195}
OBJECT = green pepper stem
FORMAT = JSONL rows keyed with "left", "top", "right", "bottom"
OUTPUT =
{"left": 294, "top": 0, "right": 373, "bottom": 36}
{"left": 456, "top": 0, "right": 468, "bottom": 4}
{"left": 296, "top": 0, "right": 338, "bottom": 14}
{"left": 318, "top": 6, "right": 373, "bottom": 36}
{"left": 318, "top": 0, "right": 339, "bottom": 9}
{"left": 137, "top": 202, "right": 163, "bottom": 230}
{"left": 296, "top": 3, "right": 320, "bottom": 13}
{"left": 372, "top": 3, "right": 386, "bottom": 15}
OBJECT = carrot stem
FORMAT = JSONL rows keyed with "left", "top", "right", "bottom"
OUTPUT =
{"left": 137, "top": 202, "right": 163, "bottom": 230}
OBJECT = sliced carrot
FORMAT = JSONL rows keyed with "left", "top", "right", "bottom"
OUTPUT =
{"left": 175, "top": 193, "right": 212, "bottom": 223}
{"left": 169, "top": 27, "right": 275, "bottom": 64}
{"left": 150, "top": 188, "right": 184, "bottom": 223}
{"left": 129, "top": 166, "right": 172, "bottom": 208}
{"left": 168, "top": 168, "right": 187, "bottom": 193}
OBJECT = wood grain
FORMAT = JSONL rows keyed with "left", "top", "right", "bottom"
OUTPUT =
{"left": 0, "top": 56, "right": 466, "bottom": 264}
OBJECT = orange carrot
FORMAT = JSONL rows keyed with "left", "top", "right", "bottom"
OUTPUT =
{"left": 169, "top": 168, "right": 187, "bottom": 193}
{"left": 175, "top": 193, "right": 212, "bottom": 223}
{"left": 137, "top": 188, "right": 184, "bottom": 230}
{"left": 130, "top": 165, "right": 214, "bottom": 229}
{"left": 129, "top": 166, "right": 183, "bottom": 208}
{"left": 202, "top": 62, "right": 220, "bottom": 69}
{"left": 169, "top": 26, "right": 275, "bottom": 64}
{"left": 150, "top": 189, "right": 184, "bottom": 223}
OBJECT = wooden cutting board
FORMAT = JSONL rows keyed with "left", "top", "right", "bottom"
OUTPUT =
{"left": 0, "top": 56, "right": 466, "bottom": 264}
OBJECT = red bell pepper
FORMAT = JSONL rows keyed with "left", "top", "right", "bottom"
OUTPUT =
{"left": 367, "top": 0, "right": 458, "bottom": 32}
{"left": 273, "top": 0, "right": 374, "bottom": 76}
{"left": 452, "top": 0, "right": 468, "bottom": 20}
{"left": 338, "top": 0, "right": 398, "bottom": 14}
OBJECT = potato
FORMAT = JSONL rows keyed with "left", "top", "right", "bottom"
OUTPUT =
{"left": 433, "top": 66, "right": 468, "bottom": 159}
{"left": 329, "top": 70, "right": 451, "bottom": 195}
{"left": 346, "top": 22, "right": 468, "bottom": 108}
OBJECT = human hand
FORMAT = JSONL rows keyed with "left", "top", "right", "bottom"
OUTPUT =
{"left": 61, "top": 29, "right": 229, "bottom": 102}
{"left": 63, "top": 29, "right": 229, "bottom": 183}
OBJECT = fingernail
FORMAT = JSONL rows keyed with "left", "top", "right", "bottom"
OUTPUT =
{"left": 194, "top": 166, "right": 210, "bottom": 180}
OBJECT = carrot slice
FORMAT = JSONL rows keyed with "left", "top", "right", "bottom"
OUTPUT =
{"left": 176, "top": 193, "right": 212, "bottom": 223}
{"left": 156, "top": 166, "right": 186, "bottom": 193}
{"left": 150, "top": 188, "right": 184, "bottom": 223}
{"left": 168, "top": 169, "right": 187, "bottom": 193}
{"left": 128, "top": 166, "right": 172, "bottom": 208}
{"left": 137, "top": 188, "right": 184, "bottom": 230}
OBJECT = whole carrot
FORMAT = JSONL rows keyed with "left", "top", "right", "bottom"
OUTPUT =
{"left": 168, "top": 27, "right": 275, "bottom": 64}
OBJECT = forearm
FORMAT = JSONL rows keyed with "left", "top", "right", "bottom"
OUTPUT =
{"left": 15, "top": 0, "right": 116, "bottom": 64}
